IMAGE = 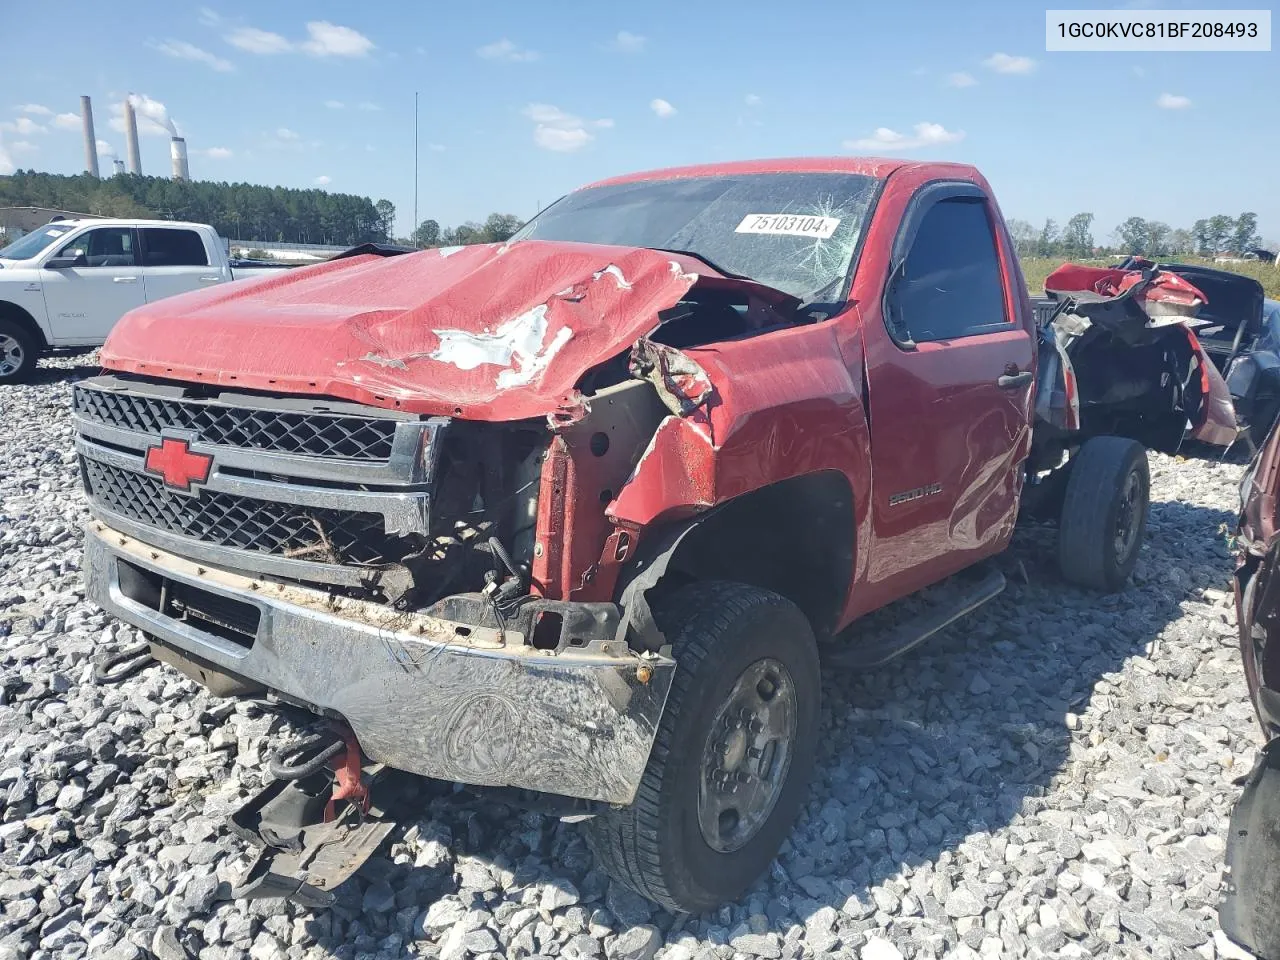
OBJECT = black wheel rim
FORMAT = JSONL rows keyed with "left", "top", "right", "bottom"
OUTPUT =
{"left": 697, "top": 658, "right": 797, "bottom": 854}
{"left": 1114, "top": 467, "right": 1145, "bottom": 562}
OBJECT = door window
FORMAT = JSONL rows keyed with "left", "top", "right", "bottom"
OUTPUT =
{"left": 57, "top": 227, "right": 137, "bottom": 267}
{"left": 892, "top": 199, "right": 1007, "bottom": 343}
{"left": 141, "top": 228, "right": 209, "bottom": 267}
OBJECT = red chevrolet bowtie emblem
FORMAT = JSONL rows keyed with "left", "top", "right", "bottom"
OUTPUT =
{"left": 144, "top": 437, "right": 213, "bottom": 491}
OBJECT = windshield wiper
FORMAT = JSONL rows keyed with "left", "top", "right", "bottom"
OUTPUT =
{"left": 644, "top": 247, "right": 752, "bottom": 282}
{"left": 798, "top": 276, "right": 847, "bottom": 311}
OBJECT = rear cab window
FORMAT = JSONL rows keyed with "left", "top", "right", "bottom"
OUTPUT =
{"left": 141, "top": 228, "right": 209, "bottom": 267}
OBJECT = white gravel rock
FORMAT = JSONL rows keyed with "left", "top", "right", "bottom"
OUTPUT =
{"left": 0, "top": 355, "right": 1261, "bottom": 959}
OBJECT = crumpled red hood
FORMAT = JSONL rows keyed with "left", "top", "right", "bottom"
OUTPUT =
{"left": 101, "top": 240, "right": 784, "bottom": 420}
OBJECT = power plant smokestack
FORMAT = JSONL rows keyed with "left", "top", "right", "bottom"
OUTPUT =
{"left": 113, "top": 159, "right": 126, "bottom": 175}
{"left": 80, "top": 96, "right": 99, "bottom": 178}
{"left": 124, "top": 98, "right": 142, "bottom": 175}
{"left": 170, "top": 137, "right": 189, "bottom": 181}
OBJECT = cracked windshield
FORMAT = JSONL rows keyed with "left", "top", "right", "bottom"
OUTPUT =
{"left": 512, "top": 172, "right": 879, "bottom": 301}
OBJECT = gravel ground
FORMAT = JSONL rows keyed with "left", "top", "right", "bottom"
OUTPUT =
{"left": 0, "top": 354, "right": 1263, "bottom": 960}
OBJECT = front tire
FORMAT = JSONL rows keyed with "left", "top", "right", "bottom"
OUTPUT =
{"left": 1057, "top": 436, "right": 1150, "bottom": 591}
{"left": 584, "top": 581, "right": 820, "bottom": 913}
{"left": 0, "top": 319, "right": 38, "bottom": 385}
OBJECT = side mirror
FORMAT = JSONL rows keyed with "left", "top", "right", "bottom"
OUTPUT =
{"left": 45, "top": 253, "right": 86, "bottom": 269}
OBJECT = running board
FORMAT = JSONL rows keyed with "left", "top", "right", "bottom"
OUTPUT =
{"left": 826, "top": 567, "right": 1007, "bottom": 669}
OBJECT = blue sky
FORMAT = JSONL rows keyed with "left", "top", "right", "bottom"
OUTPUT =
{"left": 1, "top": 1, "right": 1275, "bottom": 241}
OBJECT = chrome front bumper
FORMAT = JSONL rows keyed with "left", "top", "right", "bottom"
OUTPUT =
{"left": 84, "top": 522, "right": 675, "bottom": 804}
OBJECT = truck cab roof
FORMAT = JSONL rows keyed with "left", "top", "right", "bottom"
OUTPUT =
{"left": 583, "top": 156, "right": 985, "bottom": 190}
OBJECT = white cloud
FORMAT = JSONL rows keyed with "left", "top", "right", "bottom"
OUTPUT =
{"left": 357, "top": 101, "right": 382, "bottom": 112}
{"left": 612, "top": 30, "right": 646, "bottom": 53}
{"left": 1157, "top": 92, "right": 1191, "bottom": 109}
{"left": 52, "top": 113, "right": 81, "bottom": 131}
{"left": 744, "top": 94, "right": 762, "bottom": 107}
{"left": 844, "top": 121, "right": 966, "bottom": 152}
{"left": 227, "top": 26, "right": 293, "bottom": 54}
{"left": 0, "top": 141, "right": 12, "bottom": 175}
{"left": 523, "top": 103, "right": 610, "bottom": 152}
{"left": 324, "top": 100, "right": 344, "bottom": 109}
{"left": 96, "top": 140, "right": 117, "bottom": 160}
{"left": 0, "top": 117, "right": 47, "bottom": 136}
{"left": 649, "top": 98, "right": 677, "bottom": 119}
{"left": 9, "top": 141, "right": 38, "bottom": 157}
{"left": 198, "top": 146, "right": 233, "bottom": 159}
{"left": 276, "top": 127, "right": 300, "bottom": 141}
{"left": 302, "top": 21, "right": 374, "bottom": 57}
{"left": 1133, "top": 65, "right": 1147, "bottom": 77}
{"left": 477, "top": 38, "right": 539, "bottom": 62}
{"left": 983, "top": 52, "right": 1036, "bottom": 74}
{"left": 17, "top": 104, "right": 52, "bottom": 116}
{"left": 198, "top": 7, "right": 222, "bottom": 26}
{"left": 947, "top": 71, "right": 978, "bottom": 88}
{"left": 153, "top": 39, "right": 234, "bottom": 72}
{"left": 314, "top": 175, "right": 331, "bottom": 185}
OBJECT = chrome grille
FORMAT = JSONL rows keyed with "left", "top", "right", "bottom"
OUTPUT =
{"left": 82, "top": 458, "right": 407, "bottom": 567}
{"left": 73, "top": 385, "right": 397, "bottom": 461}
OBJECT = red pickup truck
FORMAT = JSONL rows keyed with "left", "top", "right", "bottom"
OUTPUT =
{"left": 72, "top": 157, "right": 1234, "bottom": 912}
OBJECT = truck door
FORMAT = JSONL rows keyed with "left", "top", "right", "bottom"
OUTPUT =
{"left": 39, "top": 226, "right": 146, "bottom": 344}
{"left": 140, "top": 227, "right": 220, "bottom": 302}
{"left": 862, "top": 182, "right": 1034, "bottom": 597}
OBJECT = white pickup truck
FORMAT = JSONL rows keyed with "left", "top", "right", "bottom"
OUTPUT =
{"left": 0, "top": 219, "right": 283, "bottom": 383}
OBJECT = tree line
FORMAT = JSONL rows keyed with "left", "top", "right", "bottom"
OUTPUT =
{"left": 0, "top": 170, "right": 391, "bottom": 246}
{"left": 0, "top": 171, "right": 527, "bottom": 251}
{"left": 1008, "top": 211, "right": 1267, "bottom": 260}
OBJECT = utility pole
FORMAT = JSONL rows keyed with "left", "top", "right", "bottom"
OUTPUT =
{"left": 413, "top": 91, "right": 419, "bottom": 239}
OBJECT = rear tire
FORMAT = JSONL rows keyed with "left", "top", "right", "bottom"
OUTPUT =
{"left": 0, "top": 319, "right": 38, "bottom": 384}
{"left": 1057, "top": 436, "right": 1149, "bottom": 591}
{"left": 584, "top": 581, "right": 820, "bottom": 913}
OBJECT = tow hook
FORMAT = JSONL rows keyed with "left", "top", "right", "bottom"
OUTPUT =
{"left": 228, "top": 724, "right": 396, "bottom": 908}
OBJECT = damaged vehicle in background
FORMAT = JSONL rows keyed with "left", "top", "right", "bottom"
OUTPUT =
{"left": 72, "top": 157, "right": 1232, "bottom": 913}
{"left": 1034, "top": 259, "right": 1239, "bottom": 462}
{"left": 1110, "top": 257, "right": 1273, "bottom": 452}
{"left": 1222, "top": 416, "right": 1280, "bottom": 960}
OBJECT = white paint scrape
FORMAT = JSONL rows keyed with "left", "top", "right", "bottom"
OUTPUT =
{"left": 669, "top": 260, "right": 699, "bottom": 284}
{"left": 430, "top": 303, "right": 575, "bottom": 389}
{"left": 592, "top": 264, "right": 632, "bottom": 290}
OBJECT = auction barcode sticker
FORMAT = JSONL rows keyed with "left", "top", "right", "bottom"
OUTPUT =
{"left": 1046, "top": 9, "right": 1271, "bottom": 51}
{"left": 735, "top": 214, "right": 841, "bottom": 239}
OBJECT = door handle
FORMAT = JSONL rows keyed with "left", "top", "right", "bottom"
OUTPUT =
{"left": 198, "top": 276, "right": 220, "bottom": 283}
{"left": 997, "top": 370, "right": 1033, "bottom": 389}
{"left": 112, "top": 276, "right": 138, "bottom": 283}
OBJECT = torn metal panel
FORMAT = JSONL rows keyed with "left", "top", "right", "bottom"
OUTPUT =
{"left": 630, "top": 338, "right": 715, "bottom": 417}
{"left": 529, "top": 379, "right": 667, "bottom": 601}
{"left": 1188, "top": 328, "right": 1240, "bottom": 446}
{"left": 1045, "top": 262, "right": 1208, "bottom": 324}
{"left": 100, "top": 241, "right": 710, "bottom": 422}
{"left": 609, "top": 320, "right": 871, "bottom": 595}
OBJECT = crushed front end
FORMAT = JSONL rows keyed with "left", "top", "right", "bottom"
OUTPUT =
{"left": 73, "top": 373, "right": 674, "bottom": 807}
